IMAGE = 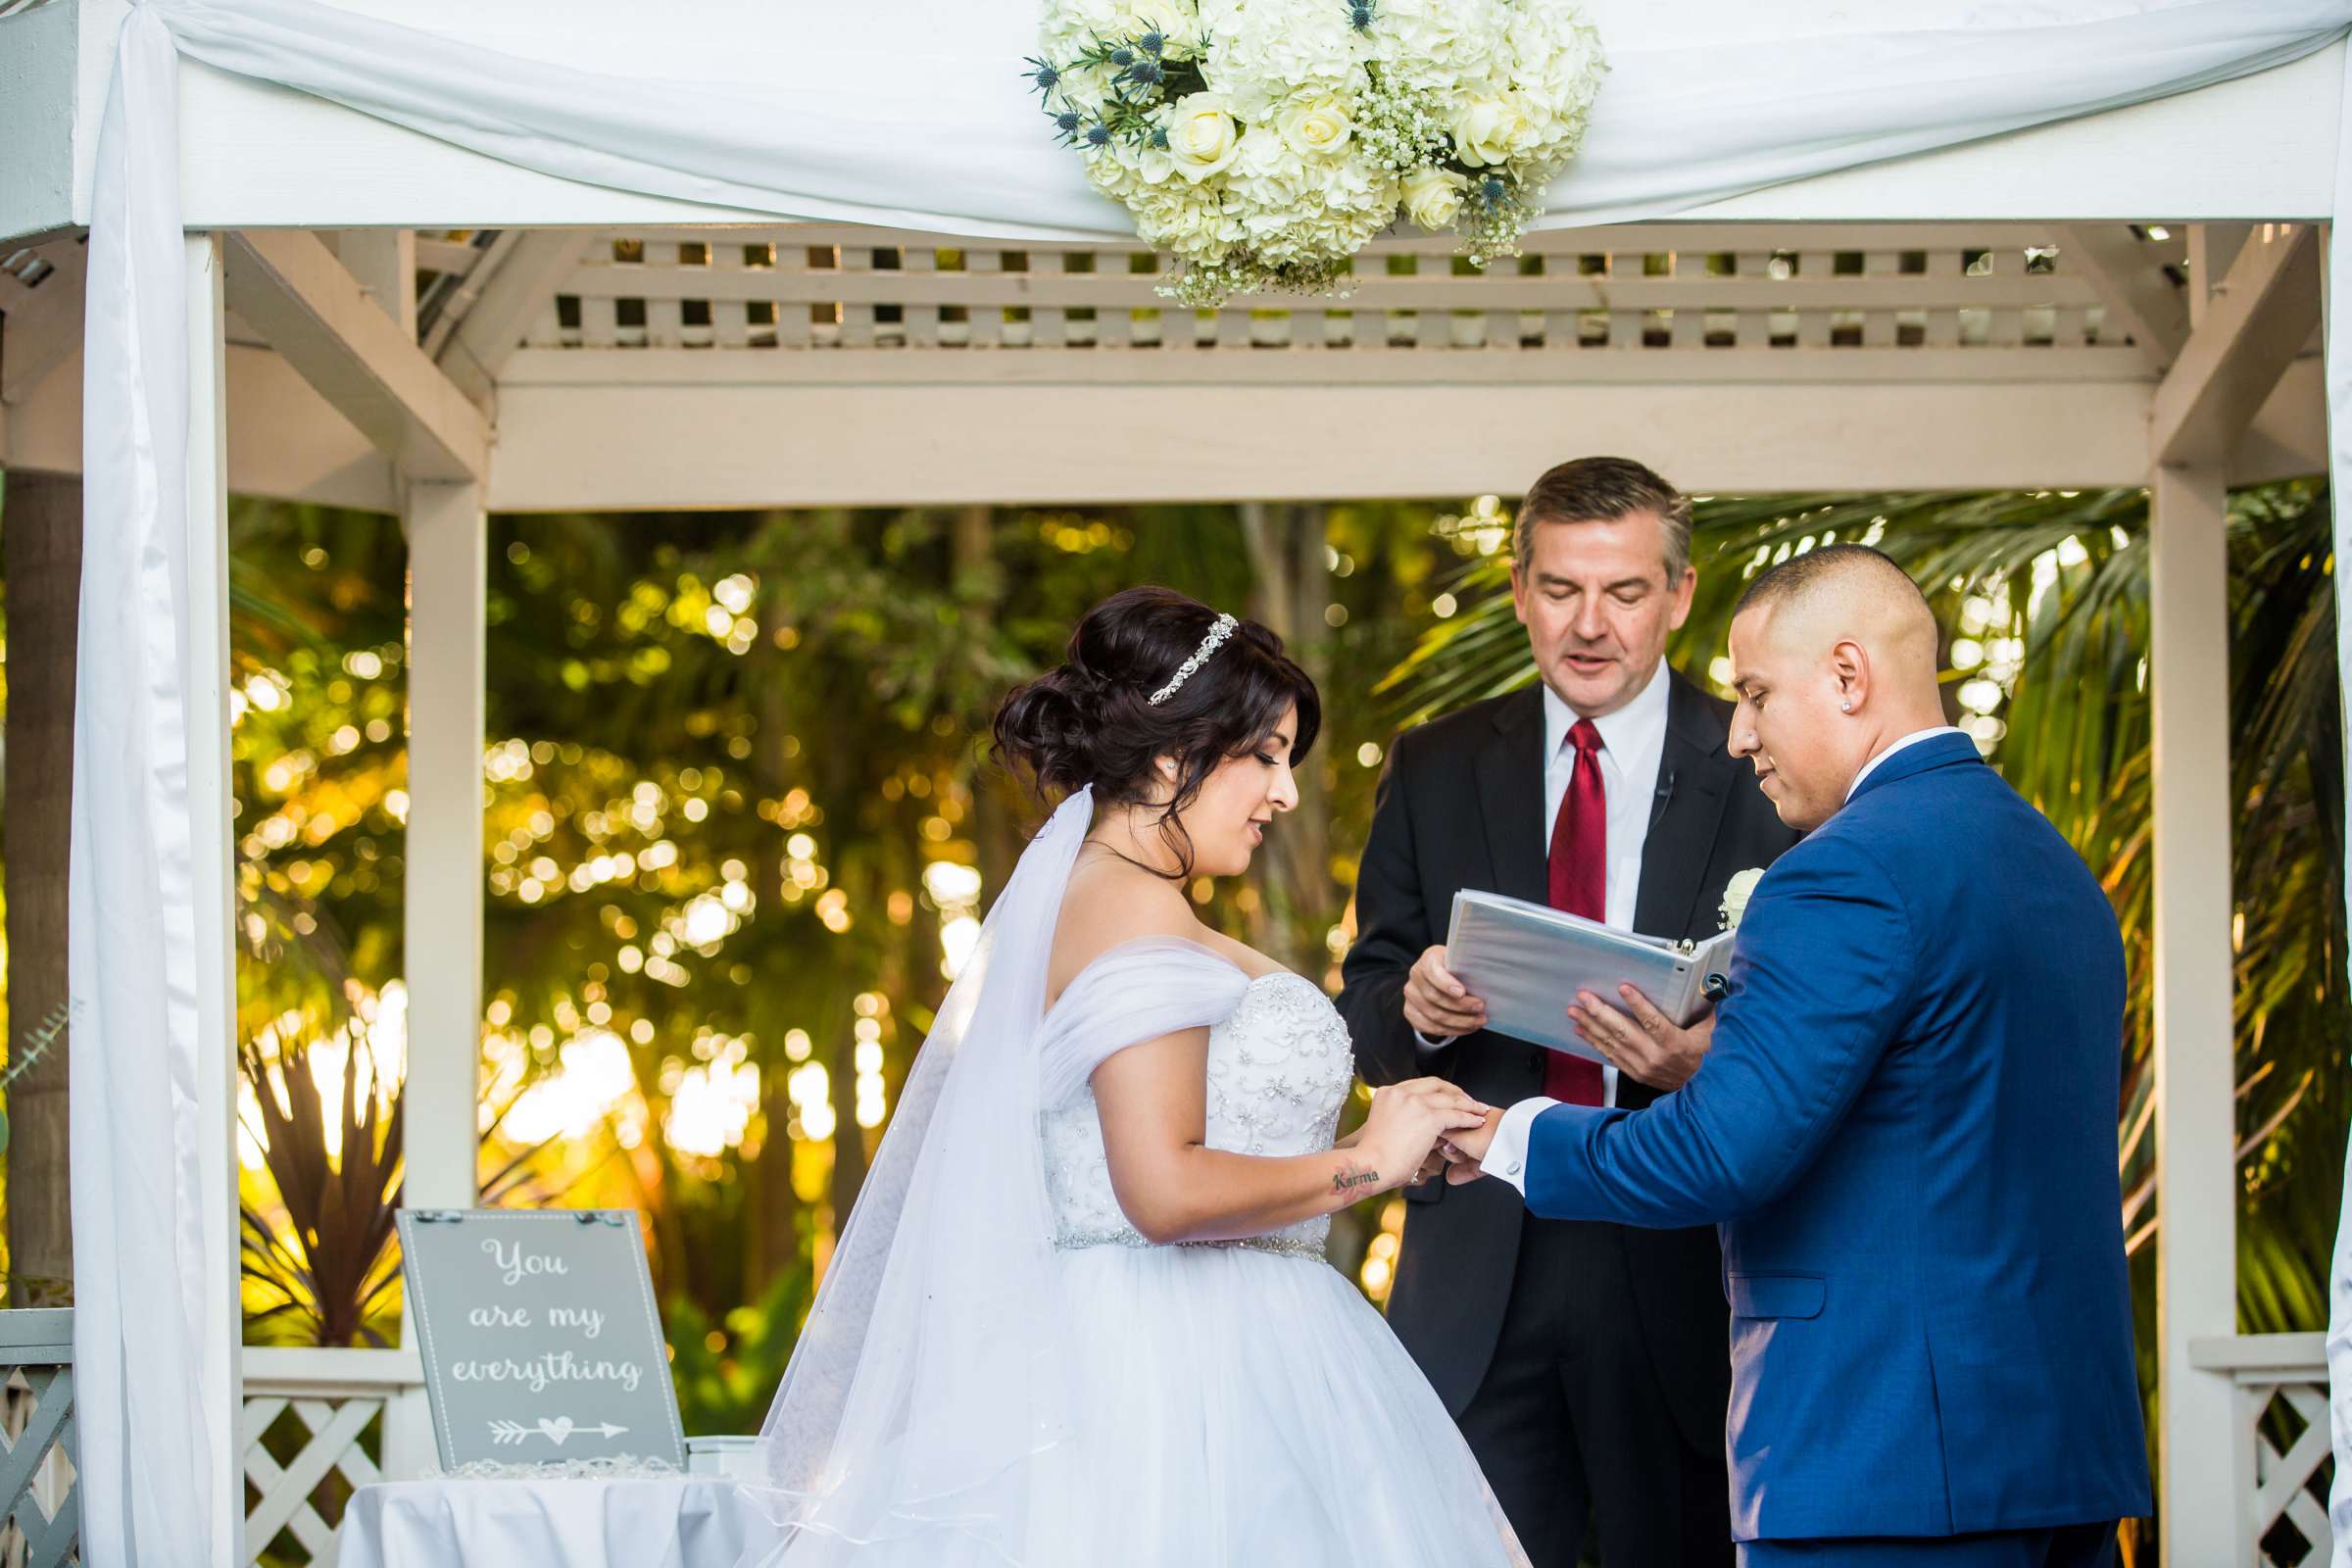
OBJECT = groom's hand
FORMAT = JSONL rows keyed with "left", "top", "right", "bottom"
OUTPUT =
{"left": 1440, "top": 1107, "right": 1503, "bottom": 1184}
{"left": 1571, "top": 986, "right": 1715, "bottom": 1092}
{"left": 1403, "top": 945, "right": 1487, "bottom": 1039}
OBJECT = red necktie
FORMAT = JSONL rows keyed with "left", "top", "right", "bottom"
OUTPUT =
{"left": 1544, "top": 719, "right": 1607, "bottom": 1105}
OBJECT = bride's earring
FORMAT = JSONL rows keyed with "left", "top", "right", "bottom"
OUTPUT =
{"left": 1839, "top": 700, "right": 1853, "bottom": 712}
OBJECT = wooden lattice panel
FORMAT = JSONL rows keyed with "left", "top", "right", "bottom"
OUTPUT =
{"left": 2251, "top": 1379, "right": 2335, "bottom": 1566}
{"left": 0, "top": 1364, "right": 78, "bottom": 1568}
{"left": 519, "top": 222, "right": 2176, "bottom": 377}
{"left": 241, "top": 1394, "right": 389, "bottom": 1568}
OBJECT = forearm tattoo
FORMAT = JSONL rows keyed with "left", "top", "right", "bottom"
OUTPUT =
{"left": 1331, "top": 1160, "right": 1380, "bottom": 1197}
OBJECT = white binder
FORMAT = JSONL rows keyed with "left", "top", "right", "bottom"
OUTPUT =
{"left": 1442, "top": 889, "right": 1735, "bottom": 1059}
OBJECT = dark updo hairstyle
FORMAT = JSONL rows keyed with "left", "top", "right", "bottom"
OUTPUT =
{"left": 991, "top": 586, "right": 1322, "bottom": 879}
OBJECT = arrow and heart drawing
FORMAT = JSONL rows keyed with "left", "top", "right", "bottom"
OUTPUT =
{"left": 487, "top": 1417, "right": 629, "bottom": 1446}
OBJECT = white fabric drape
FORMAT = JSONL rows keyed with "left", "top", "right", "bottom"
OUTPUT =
{"left": 2328, "top": 35, "right": 2352, "bottom": 1566}
{"left": 66, "top": 0, "right": 2352, "bottom": 1560}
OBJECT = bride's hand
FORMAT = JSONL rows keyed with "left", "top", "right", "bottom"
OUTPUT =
{"left": 1356, "top": 1078, "right": 1491, "bottom": 1193}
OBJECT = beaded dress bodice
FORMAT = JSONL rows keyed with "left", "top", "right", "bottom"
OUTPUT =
{"left": 1040, "top": 970, "right": 1355, "bottom": 1259}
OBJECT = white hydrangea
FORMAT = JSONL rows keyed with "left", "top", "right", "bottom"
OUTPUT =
{"left": 1037, "top": 0, "right": 1605, "bottom": 306}
{"left": 1204, "top": 4, "right": 1367, "bottom": 123}
{"left": 1373, "top": 0, "right": 1504, "bottom": 96}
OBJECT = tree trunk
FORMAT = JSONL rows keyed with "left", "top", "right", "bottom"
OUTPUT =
{"left": 1239, "top": 502, "right": 1335, "bottom": 976}
{"left": 745, "top": 553, "right": 802, "bottom": 1295}
{"left": 3, "top": 470, "right": 80, "bottom": 1306}
{"left": 952, "top": 507, "right": 1021, "bottom": 896}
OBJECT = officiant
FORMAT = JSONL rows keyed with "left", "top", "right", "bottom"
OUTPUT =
{"left": 1338, "top": 458, "right": 1797, "bottom": 1568}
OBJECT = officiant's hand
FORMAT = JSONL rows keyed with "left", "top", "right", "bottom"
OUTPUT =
{"left": 1403, "top": 945, "right": 1487, "bottom": 1039}
{"left": 1571, "top": 986, "right": 1714, "bottom": 1092}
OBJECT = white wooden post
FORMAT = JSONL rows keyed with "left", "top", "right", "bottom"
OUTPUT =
{"left": 389, "top": 476, "right": 486, "bottom": 1477}
{"left": 329, "top": 230, "right": 419, "bottom": 339}
{"left": 2148, "top": 461, "right": 2244, "bottom": 1567}
{"left": 183, "top": 231, "right": 247, "bottom": 1568}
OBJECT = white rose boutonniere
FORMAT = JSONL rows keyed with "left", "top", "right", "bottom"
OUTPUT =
{"left": 1719, "top": 867, "right": 1766, "bottom": 933}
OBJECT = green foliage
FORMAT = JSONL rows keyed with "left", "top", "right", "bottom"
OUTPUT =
{"left": 0, "top": 1004, "right": 69, "bottom": 1162}
{"left": 665, "top": 1255, "right": 817, "bottom": 1437}
{"left": 239, "top": 1008, "right": 405, "bottom": 1348}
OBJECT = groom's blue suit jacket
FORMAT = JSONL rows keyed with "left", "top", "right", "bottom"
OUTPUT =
{"left": 1519, "top": 732, "right": 2151, "bottom": 1541}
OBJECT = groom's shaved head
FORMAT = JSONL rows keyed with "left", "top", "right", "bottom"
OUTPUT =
{"left": 1724, "top": 546, "right": 1950, "bottom": 830}
{"left": 1735, "top": 545, "right": 1941, "bottom": 696}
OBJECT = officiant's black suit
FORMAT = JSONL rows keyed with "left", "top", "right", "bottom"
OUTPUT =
{"left": 1339, "top": 669, "right": 1798, "bottom": 1568}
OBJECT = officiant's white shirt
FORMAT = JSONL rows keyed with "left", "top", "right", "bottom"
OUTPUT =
{"left": 1419, "top": 661, "right": 1673, "bottom": 1110}
{"left": 1477, "top": 722, "right": 1966, "bottom": 1191}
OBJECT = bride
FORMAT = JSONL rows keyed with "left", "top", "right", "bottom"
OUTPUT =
{"left": 744, "top": 587, "right": 1528, "bottom": 1566}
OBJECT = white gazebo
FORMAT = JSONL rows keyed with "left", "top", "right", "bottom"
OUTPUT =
{"left": 0, "top": 1, "right": 2344, "bottom": 1564}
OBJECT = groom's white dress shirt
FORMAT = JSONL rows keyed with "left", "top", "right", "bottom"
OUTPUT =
{"left": 1417, "top": 661, "right": 1674, "bottom": 1112}
{"left": 1477, "top": 723, "right": 1969, "bottom": 1189}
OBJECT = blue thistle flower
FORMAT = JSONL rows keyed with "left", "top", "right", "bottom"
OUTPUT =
{"left": 1085, "top": 123, "right": 1113, "bottom": 149}
{"left": 1108, "top": 45, "right": 1135, "bottom": 66}
{"left": 1024, "top": 56, "right": 1061, "bottom": 95}
{"left": 1347, "top": 0, "right": 1374, "bottom": 32}
{"left": 1138, "top": 29, "right": 1166, "bottom": 55}
{"left": 1149, "top": 124, "right": 1171, "bottom": 151}
{"left": 1054, "top": 110, "right": 1085, "bottom": 142}
{"left": 1483, "top": 176, "right": 1507, "bottom": 203}
{"left": 1123, "top": 56, "right": 1166, "bottom": 88}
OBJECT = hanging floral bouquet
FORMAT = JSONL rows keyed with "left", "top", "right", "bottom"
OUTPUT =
{"left": 1029, "top": 0, "right": 1605, "bottom": 307}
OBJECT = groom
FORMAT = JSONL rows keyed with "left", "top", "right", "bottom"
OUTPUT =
{"left": 1446, "top": 545, "right": 2152, "bottom": 1564}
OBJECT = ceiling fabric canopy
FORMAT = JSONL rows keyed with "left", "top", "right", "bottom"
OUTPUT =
{"left": 60, "top": 1, "right": 2352, "bottom": 1562}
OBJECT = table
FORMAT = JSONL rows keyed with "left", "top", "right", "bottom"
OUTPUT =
{"left": 336, "top": 1475, "right": 781, "bottom": 1567}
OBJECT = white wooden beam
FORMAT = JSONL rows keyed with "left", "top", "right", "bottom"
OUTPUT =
{"left": 2229, "top": 354, "right": 2328, "bottom": 485}
{"left": 326, "top": 229, "right": 418, "bottom": 338}
{"left": 401, "top": 476, "right": 485, "bottom": 1215}
{"left": 2151, "top": 223, "right": 2323, "bottom": 467}
{"left": 220, "top": 228, "right": 489, "bottom": 481}
{"left": 0, "top": 0, "right": 79, "bottom": 247}
{"left": 487, "top": 377, "right": 2161, "bottom": 509}
{"left": 2147, "top": 461, "right": 2245, "bottom": 1568}
{"left": 0, "top": 233, "right": 87, "bottom": 405}
{"left": 433, "top": 229, "right": 591, "bottom": 408}
{"left": 2184, "top": 223, "right": 2254, "bottom": 329}
{"left": 2050, "top": 222, "right": 2186, "bottom": 371}
{"left": 181, "top": 231, "right": 247, "bottom": 1568}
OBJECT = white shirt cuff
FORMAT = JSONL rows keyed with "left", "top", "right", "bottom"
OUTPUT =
{"left": 1482, "top": 1097, "right": 1560, "bottom": 1194}
{"left": 1412, "top": 1028, "right": 1453, "bottom": 1054}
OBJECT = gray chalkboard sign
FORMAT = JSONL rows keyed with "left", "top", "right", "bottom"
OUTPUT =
{"left": 397, "top": 1208, "right": 686, "bottom": 1470}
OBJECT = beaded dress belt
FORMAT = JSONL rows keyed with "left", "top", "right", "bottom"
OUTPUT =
{"left": 1052, "top": 1229, "right": 1328, "bottom": 1262}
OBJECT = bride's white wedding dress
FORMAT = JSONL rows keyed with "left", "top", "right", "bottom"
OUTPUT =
{"left": 745, "top": 788, "right": 1524, "bottom": 1566}
{"left": 1027, "top": 943, "right": 1525, "bottom": 1564}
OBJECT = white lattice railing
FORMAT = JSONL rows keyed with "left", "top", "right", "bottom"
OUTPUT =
{"left": 2192, "top": 1333, "right": 2335, "bottom": 1567}
{"left": 514, "top": 221, "right": 2170, "bottom": 376}
{"left": 0, "top": 1309, "right": 77, "bottom": 1568}
{"left": 241, "top": 1347, "right": 425, "bottom": 1568}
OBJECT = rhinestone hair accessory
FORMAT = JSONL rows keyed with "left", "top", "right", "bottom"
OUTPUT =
{"left": 1149, "top": 612, "right": 1239, "bottom": 706}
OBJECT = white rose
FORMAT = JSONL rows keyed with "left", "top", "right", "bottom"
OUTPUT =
{"left": 1165, "top": 92, "right": 1243, "bottom": 182}
{"left": 1399, "top": 167, "right": 1466, "bottom": 230}
{"left": 1276, "top": 95, "right": 1353, "bottom": 159}
{"left": 1719, "top": 867, "right": 1766, "bottom": 932}
{"left": 1452, "top": 93, "right": 1532, "bottom": 170}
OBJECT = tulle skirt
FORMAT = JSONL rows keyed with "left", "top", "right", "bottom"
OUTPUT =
{"left": 758, "top": 1241, "right": 1527, "bottom": 1567}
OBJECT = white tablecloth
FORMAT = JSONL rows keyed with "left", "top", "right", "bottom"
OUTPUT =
{"left": 335, "top": 1476, "right": 778, "bottom": 1568}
